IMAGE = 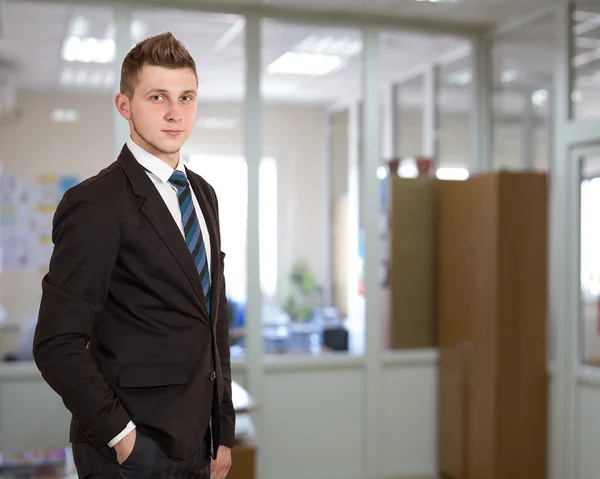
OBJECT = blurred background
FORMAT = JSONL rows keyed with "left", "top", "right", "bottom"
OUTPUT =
{"left": 0, "top": 0, "right": 598, "bottom": 478}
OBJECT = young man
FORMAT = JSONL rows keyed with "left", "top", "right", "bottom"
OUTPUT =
{"left": 33, "top": 32, "right": 234, "bottom": 478}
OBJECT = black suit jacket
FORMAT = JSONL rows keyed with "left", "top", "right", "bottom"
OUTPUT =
{"left": 33, "top": 145, "right": 235, "bottom": 459}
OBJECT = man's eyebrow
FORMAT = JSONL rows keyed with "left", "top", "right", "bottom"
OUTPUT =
{"left": 145, "top": 88, "right": 197, "bottom": 96}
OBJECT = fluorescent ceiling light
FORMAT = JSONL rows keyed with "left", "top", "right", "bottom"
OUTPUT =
{"left": 52, "top": 109, "right": 79, "bottom": 123}
{"left": 295, "top": 35, "right": 362, "bottom": 57}
{"left": 268, "top": 34, "right": 360, "bottom": 77}
{"left": 501, "top": 70, "right": 517, "bottom": 83}
{"left": 447, "top": 67, "right": 472, "bottom": 86}
{"left": 60, "top": 67, "right": 115, "bottom": 88}
{"left": 267, "top": 52, "right": 342, "bottom": 76}
{"left": 62, "top": 36, "right": 116, "bottom": 63}
{"left": 573, "top": 47, "right": 600, "bottom": 68}
{"left": 574, "top": 13, "right": 600, "bottom": 36}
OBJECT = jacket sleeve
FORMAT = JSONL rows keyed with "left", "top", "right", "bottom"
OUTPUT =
{"left": 33, "top": 184, "right": 131, "bottom": 447}
{"left": 212, "top": 190, "right": 236, "bottom": 448}
{"left": 217, "top": 267, "right": 235, "bottom": 447}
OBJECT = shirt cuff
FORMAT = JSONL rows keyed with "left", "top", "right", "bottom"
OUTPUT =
{"left": 107, "top": 421, "right": 136, "bottom": 447}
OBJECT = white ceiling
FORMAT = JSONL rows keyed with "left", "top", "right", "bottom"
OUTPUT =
{"left": 0, "top": 1, "right": 470, "bottom": 106}
{"left": 0, "top": 0, "right": 598, "bottom": 116}
{"left": 192, "top": 0, "right": 555, "bottom": 27}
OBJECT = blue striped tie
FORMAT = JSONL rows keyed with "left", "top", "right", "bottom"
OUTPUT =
{"left": 168, "top": 171, "right": 211, "bottom": 312}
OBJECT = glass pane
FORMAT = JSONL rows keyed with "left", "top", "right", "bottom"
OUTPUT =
{"left": 396, "top": 75, "right": 424, "bottom": 159}
{"left": 439, "top": 52, "right": 471, "bottom": 177}
{"left": 380, "top": 31, "right": 468, "bottom": 351}
{"left": 581, "top": 153, "right": 600, "bottom": 367}
{"left": 131, "top": 8, "right": 247, "bottom": 358}
{"left": 0, "top": 0, "right": 114, "bottom": 355}
{"left": 572, "top": 1, "right": 600, "bottom": 121}
{"left": 492, "top": 90, "right": 525, "bottom": 170}
{"left": 261, "top": 19, "right": 362, "bottom": 355}
{"left": 0, "top": 0, "right": 115, "bottom": 464}
{"left": 492, "top": 16, "right": 554, "bottom": 171}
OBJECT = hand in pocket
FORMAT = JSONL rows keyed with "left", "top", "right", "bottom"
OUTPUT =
{"left": 114, "top": 429, "right": 137, "bottom": 465}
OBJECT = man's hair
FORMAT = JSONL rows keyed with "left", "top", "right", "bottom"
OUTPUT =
{"left": 120, "top": 32, "right": 197, "bottom": 98}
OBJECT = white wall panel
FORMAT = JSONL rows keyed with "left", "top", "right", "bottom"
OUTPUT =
{"left": 380, "top": 354, "right": 437, "bottom": 478}
{"left": 577, "top": 380, "right": 600, "bottom": 479}
{"left": 261, "top": 365, "right": 365, "bottom": 479}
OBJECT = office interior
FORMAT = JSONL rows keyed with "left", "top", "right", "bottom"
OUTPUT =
{"left": 0, "top": 0, "right": 598, "bottom": 478}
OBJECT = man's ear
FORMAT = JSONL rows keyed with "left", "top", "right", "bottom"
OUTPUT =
{"left": 115, "top": 93, "right": 132, "bottom": 120}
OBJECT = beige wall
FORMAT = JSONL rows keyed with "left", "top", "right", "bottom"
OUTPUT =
{"left": 0, "top": 92, "right": 327, "bottom": 328}
{"left": 330, "top": 109, "right": 349, "bottom": 202}
{"left": 330, "top": 109, "right": 350, "bottom": 313}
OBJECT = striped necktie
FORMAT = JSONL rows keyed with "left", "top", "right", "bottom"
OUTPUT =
{"left": 168, "top": 170, "right": 211, "bottom": 312}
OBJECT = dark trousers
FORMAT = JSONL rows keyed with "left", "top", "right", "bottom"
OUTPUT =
{"left": 72, "top": 427, "right": 211, "bottom": 478}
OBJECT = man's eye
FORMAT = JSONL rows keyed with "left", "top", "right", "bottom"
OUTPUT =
{"left": 151, "top": 95, "right": 163, "bottom": 101}
{"left": 182, "top": 96, "right": 193, "bottom": 101}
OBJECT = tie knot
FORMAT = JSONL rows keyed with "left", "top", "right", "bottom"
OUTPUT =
{"left": 169, "top": 170, "right": 189, "bottom": 188}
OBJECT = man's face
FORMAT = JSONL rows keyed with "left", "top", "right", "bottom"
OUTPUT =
{"left": 117, "top": 65, "right": 198, "bottom": 160}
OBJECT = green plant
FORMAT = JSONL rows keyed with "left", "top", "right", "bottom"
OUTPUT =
{"left": 282, "top": 260, "right": 323, "bottom": 322}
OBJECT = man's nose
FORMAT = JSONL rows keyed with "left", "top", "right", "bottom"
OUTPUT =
{"left": 166, "top": 101, "right": 183, "bottom": 122}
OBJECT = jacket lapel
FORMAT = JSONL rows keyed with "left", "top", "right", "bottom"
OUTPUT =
{"left": 117, "top": 145, "right": 209, "bottom": 316}
{"left": 186, "top": 169, "right": 222, "bottom": 326}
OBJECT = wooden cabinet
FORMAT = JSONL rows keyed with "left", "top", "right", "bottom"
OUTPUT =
{"left": 383, "top": 177, "right": 437, "bottom": 349}
{"left": 437, "top": 172, "right": 547, "bottom": 479}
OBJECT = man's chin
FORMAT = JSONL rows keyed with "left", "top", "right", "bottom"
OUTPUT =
{"left": 156, "top": 140, "right": 184, "bottom": 156}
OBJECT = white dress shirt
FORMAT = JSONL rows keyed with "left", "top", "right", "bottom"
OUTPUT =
{"left": 108, "top": 138, "right": 212, "bottom": 447}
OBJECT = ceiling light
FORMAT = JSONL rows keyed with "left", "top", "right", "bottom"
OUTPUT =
{"left": 60, "top": 68, "right": 74, "bottom": 85}
{"left": 104, "top": 70, "right": 116, "bottom": 88}
{"left": 261, "top": 79, "right": 299, "bottom": 96}
{"left": 376, "top": 166, "right": 388, "bottom": 180}
{"left": 295, "top": 35, "right": 362, "bottom": 57}
{"left": 501, "top": 70, "right": 518, "bottom": 83}
{"left": 52, "top": 109, "right": 79, "bottom": 123}
{"left": 572, "top": 90, "right": 583, "bottom": 103}
{"left": 59, "top": 67, "right": 115, "bottom": 89}
{"left": 447, "top": 67, "right": 472, "bottom": 86}
{"left": 61, "top": 36, "right": 116, "bottom": 64}
{"left": 531, "top": 89, "right": 548, "bottom": 106}
{"left": 436, "top": 167, "right": 469, "bottom": 180}
{"left": 398, "top": 159, "right": 418, "bottom": 178}
{"left": 89, "top": 69, "right": 103, "bottom": 87}
{"left": 75, "top": 69, "right": 88, "bottom": 86}
{"left": 267, "top": 52, "right": 342, "bottom": 76}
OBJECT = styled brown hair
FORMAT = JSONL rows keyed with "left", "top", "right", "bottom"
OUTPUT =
{"left": 120, "top": 32, "right": 198, "bottom": 98}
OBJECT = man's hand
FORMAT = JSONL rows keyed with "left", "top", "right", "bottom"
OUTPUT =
{"left": 113, "top": 429, "right": 137, "bottom": 465}
{"left": 211, "top": 445, "right": 232, "bottom": 479}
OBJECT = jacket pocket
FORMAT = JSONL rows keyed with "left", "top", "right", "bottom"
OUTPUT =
{"left": 118, "top": 362, "right": 188, "bottom": 388}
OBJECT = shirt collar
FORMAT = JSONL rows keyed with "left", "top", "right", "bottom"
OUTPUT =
{"left": 127, "top": 137, "right": 186, "bottom": 183}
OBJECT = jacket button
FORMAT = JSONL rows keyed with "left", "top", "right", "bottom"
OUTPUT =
{"left": 209, "top": 371, "right": 216, "bottom": 381}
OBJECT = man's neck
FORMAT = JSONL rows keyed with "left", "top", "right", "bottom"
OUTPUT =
{"left": 130, "top": 137, "right": 180, "bottom": 169}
